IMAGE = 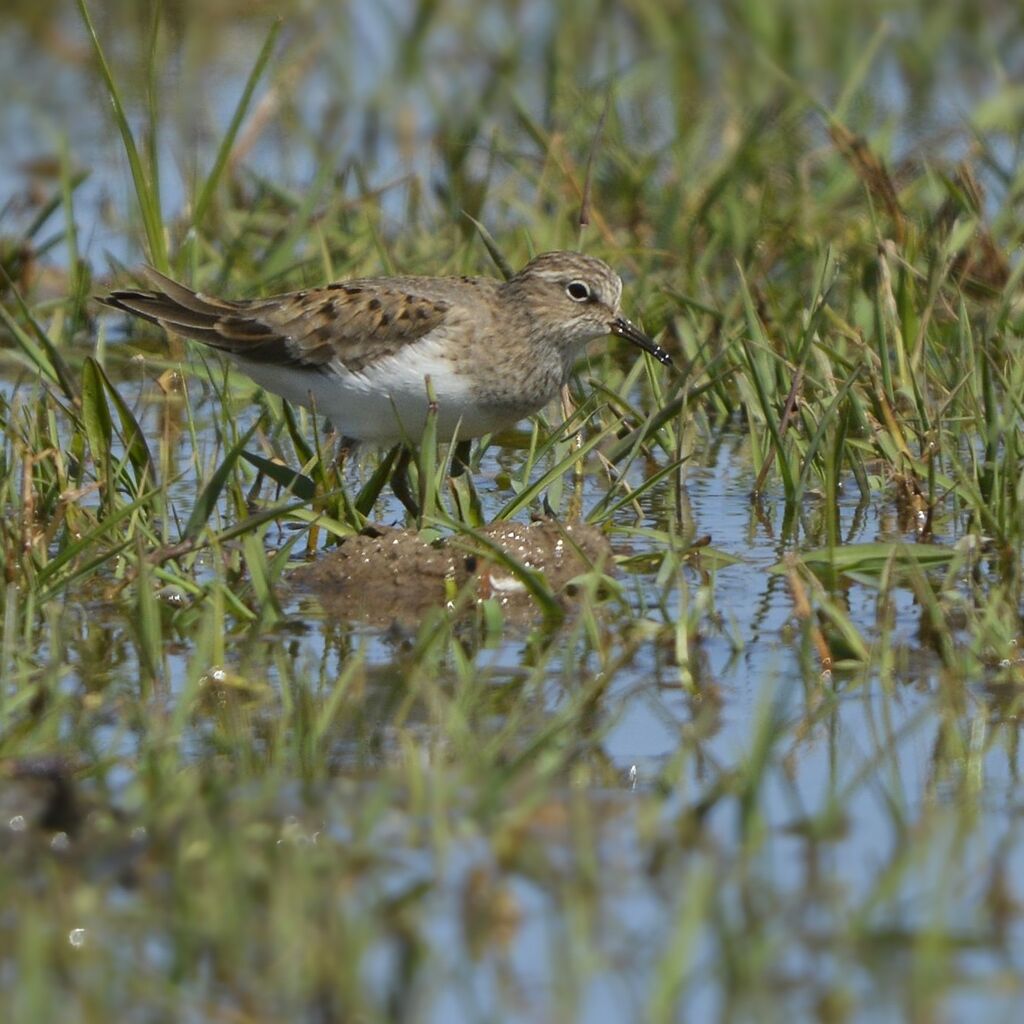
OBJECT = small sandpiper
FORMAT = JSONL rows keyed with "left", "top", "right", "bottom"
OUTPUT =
{"left": 100, "top": 250, "right": 671, "bottom": 444}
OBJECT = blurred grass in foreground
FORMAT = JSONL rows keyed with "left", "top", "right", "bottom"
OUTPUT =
{"left": 1, "top": 0, "right": 1024, "bottom": 1020}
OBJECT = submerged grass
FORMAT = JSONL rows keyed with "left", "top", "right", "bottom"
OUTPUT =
{"left": 2, "top": 0, "right": 1024, "bottom": 1019}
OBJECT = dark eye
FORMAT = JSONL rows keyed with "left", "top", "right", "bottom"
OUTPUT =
{"left": 566, "top": 280, "right": 591, "bottom": 302}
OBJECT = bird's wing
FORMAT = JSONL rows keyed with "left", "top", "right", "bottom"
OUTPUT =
{"left": 100, "top": 267, "right": 453, "bottom": 374}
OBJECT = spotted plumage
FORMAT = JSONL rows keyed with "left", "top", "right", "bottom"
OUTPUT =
{"left": 100, "top": 251, "right": 671, "bottom": 444}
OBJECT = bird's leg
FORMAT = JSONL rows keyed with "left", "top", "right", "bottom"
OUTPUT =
{"left": 390, "top": 445, "right": 420, "bottom": 519}
{"left": 562, "top": 384, "right": 584, "bottom": 519}
{"left": 560, "top": 384, "right": 583, "bottom": 448}
{"left": 450, "top": 439, "right": 472, "bottom": 478}
{"left": 332, "top": 434, "right": 361, "bottom": 501}
{"left": 334, "top": 434, "right": 358, "bottom": 469}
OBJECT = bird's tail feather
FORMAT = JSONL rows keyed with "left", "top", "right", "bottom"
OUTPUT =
{"left": 98, "top": 267, "right": 245, "bottom": 348}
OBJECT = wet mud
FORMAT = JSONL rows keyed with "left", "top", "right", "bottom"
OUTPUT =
{"left": 291, "top": 518, "right": 613, "bottom": 624}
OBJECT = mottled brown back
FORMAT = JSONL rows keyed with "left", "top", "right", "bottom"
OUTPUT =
{"left": 101, "top": 267, "right": 455, "bottom": 374}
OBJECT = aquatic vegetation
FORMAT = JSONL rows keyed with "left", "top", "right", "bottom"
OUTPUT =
{"left": 1, "top": 0, "right": 1024, "bottom": 1019}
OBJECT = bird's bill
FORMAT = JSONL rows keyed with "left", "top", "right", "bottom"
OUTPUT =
{"left": 609, "top": 317, "right": 673, "bottom": 368}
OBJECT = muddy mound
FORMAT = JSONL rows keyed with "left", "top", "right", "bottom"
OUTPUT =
{"left": 291, "top": 518, "right": 613, "bottom": 624}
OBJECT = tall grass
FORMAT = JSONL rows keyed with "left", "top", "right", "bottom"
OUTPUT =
{"left": 0, "top": 0, "right": 1022, "bottom": 1019}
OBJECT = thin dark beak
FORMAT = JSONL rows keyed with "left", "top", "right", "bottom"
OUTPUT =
{"left": 609, "top": 317, "right": 673, "bottom": 368}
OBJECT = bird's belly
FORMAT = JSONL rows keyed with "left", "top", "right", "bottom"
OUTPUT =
{"left": 231, "top": 343, "right": 528, "bottom": 444}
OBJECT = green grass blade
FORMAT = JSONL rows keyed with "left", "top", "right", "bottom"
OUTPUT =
{"left": 183, "top": 420, "right": 261, "bottom": 541}
{"left": 76, "top": 0, "right": 167, "bottom": 269}
{"left": 192, "top": 19, "right": 282, "bottom": 229}
{"left": 241, "top": 451, "right": 316, "bottom": 501}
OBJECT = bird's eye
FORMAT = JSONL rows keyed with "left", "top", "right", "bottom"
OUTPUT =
{"left": 566, "top": 280, "right": 591, "bottom": 302}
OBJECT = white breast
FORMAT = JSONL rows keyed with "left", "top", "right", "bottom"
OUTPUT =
{"left": 231, "top": 334, "right": 511, "bottom": 443}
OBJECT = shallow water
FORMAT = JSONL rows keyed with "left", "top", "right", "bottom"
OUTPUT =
{"left": 3, "top": 1, "right": 1017, "bottom": 274}
{"left": 10, "top": 347, "right": 1021, "bottom": 1016}
{"left": 4, "top": 2, "right": 1024, "bottom": 1020}
{"left": 38, "top": 369, "right": 1020, "bottom": 1020}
